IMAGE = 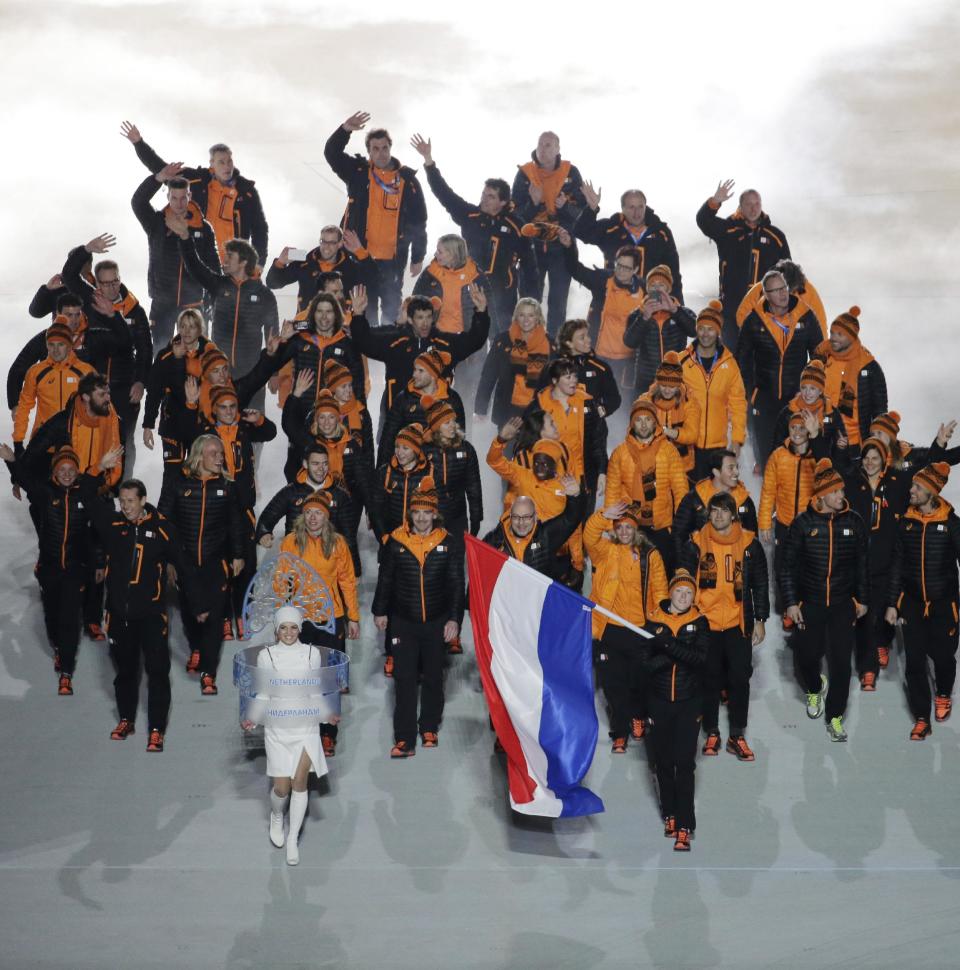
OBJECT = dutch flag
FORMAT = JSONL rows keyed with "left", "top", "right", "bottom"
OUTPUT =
{"left": 465, "top": 535, "right": 605, "bottom": 818}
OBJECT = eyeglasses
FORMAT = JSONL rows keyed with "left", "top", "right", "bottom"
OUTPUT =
{"left": 614, "top": 262, "right": 635, "bottom": 272}
{"left": 510, "top": 513, "right": 536, "bottom": 523}
{"left": 764, "top": 285, "right": 787, "bottom": 295}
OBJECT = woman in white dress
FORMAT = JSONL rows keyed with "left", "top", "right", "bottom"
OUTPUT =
{"left": 252, "top": 606, "right": 339, "bottom": 865}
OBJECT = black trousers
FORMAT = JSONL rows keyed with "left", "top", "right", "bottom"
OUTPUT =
{"left": 597, "top": 624, "right": 647, "bottom": 737}
{"left": 702, "top": 627, "right": 752, "bottom": 734}
{"left": 534, "top": 244, "right": 572, "bottom": 337}
{"left": 642, "top": 526, "right": 675, "bottom": 576}
{"left": 38, "top": 562, "right": 85, "bottom": 675}
{"left": 797, "top": 599, "right": 856, "bottom": 720}
{"left": 487, "top": 282, "right": 518, "bottom": 335}
{"left": 648, "top": 693, "right": 702, "bottom": 831}
{"left": 855, "top": 569, "right": 894, "bottom": 677}
{"left": 229, "top": 528, "right": 258, "bottom": 626}
{"left": 772, "top": 521, "right": 790, "bottom": 614}
{"left": 179, "top": 562, "right": 228, "bottom": 675}
{"left": 392, "top": 616, "right": 446, "bottom": 745}
{"left": 749, "top": 391, "right": 789, "bottom": 473}
{"left": 111, "top": 386, "right": 140, "bottom": 479}
{"left": 371, "top": 255, "right": 406, "bottom": 327}
{"left": 901, "top": 596, "right": 959, "bottom": 721}
{"left": 301, "top": 618, "right": 344, "bottom": 741}
{"left": 109, "top": 613, "right": 171, "bottom": 731}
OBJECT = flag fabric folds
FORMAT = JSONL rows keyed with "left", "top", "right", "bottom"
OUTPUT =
{"left": 465, "top": 534, "right": 604, "bottom": 818}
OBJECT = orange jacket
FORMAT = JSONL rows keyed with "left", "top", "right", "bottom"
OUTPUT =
{"left": 652, "top": 388, "right": 701, "bottom": 473}
{"left": 535, "top": 386, "right": 590, "bottom": 479}
{"left": 680, "top": 344, "right": 747, "bottom": 449}
{"left": 736, "top": 278, "right": 826, "bottom": 333}
{"left": 584, "top": 510, "right": 668, "bottom": 637}
{"left": 689, "top": 521, "right": 756, "bottom": 632}
{"left": 605, "top": 431, "right": 687, "bottom": 530}
{"left": 758, "top": 442, "right": 819, "bottom": 530}
{"left": 14, "top": 353, "right": 94, "bottom": 443}
{"left": 279, "top": 530, "right": 359, "bottom": 621}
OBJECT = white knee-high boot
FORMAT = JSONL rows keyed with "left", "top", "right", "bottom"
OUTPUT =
{"left": 286, "top": 790, "right": 308, "bottom": 865}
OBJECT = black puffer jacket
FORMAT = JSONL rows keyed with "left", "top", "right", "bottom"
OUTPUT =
{"left": 735, "top": 296, "right": 823, "bottom": 403}
{"left": 29, "top": 282, "right": 70, "bottom": 319}
{"left": 475, "top": 330, "right": 550, "bottom": 426}
{"left": 423, "top": 438, "right": 483, "bottom": 533}
{"left": 772, "top": 398, "right": 841, "bottom": 457}
{"left": 695, "top": 200, "right": 790, "bottom": 310}
{"left": 178, "top": 236, "right": 278, "bottom": 374}
{"left": 268, "top": 328, "right": 365, "bottom": 403}
{"left": 265, "top": 248, "right": 378, "bottom": 311}
{"left": 134, "top": 139, "right": 268, "bottom": 264}
{"left": 350, "top": 311, "right": 490, "bottom": 410}
{"left": 888, "top": 500, "right": 960, "bottom": 608}
{"left": 574, "top": 206, "right": 683, "bottom": 299}
{"left": 157, "top": 471, "right": 245, "bottom": 568}
{"left": 481, "top": 493, "right": 583, "bottom": 578}
{"left": 641, "top": 605, "right": 709, "bottom": 701}
{"left": 372, "top": 455, "right": 435, "bottom": 541}
{"left": 623, "top": 305, "right": 697, "bottom": 393}
{"left": 141, "top": 336, "right": 214, "bottom": 434}
{"left": 372, "top": 527, "right": 464, "bottom": 623}
{"left": 131, "top": 174, "right": 220, "bottom": 309}
{"left": 21, "top": 473, "right": 97, "bottom": 570}
{"left": 781, "top": 501, "right": 869, "bottom": 608}
{"left": 379, "top": 384, "right": 466, "bottom": 468}
{"left": 81, "top": 476, "right": 204, "bottom": 619}
{"left": 672, "top": 481, "right": 759, "bottom": 561}
{"left": 324, "top": 125, "right": 427, "bottom": 267}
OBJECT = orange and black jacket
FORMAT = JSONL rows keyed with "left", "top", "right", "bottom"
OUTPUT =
{"left": 131, "top": 173, "right": 220, "bottom": 310}
{"left": 695, "top": 200, "right": 790, "bottom": 310}
{"left": 641, "top": 604, "right": 709, "bottom": 701}
{"left": 372, "top": 527, "right": 464, "bottom": 624}
{"left": 324, "top": 125, "right": 427, "bottom": 267}
{"left": 481, "top": 493, "right": 584, "bottom": 580}
{"left": 142, "top": 335, "right": 215, "bottom": 436}
{"left": 268, "top": 327, "right": 366, "bottom": 403}
{"left": 534, "top": 351, "right": 622, "bottom": 419}
{"left": 378, "top": 384, "right": 466, "bottom": 469}
{"left": 157, "top": 470, "right": 244, "bottom": 571}
{"left": 281, "top": 395, "right": 374, "bottom": 509}
{"left": 81, "top": 475, "right": 204, "bottom": 620}
{"left": 772, "top": 395, "right": 841, "bottom": 457}
{"left": 476, "top": 329, "right": 552, "bottom": 426}
{"left": 623, "top": 303, "right": 697, "bottom": 394}
{"left": 574, "top": 206, "right": 683, "bottom": 299}
{"left": 510, "top": 153, "right": 584, "bottom": 233}
{"left": 62, "top": 246, "right": 150, "bottom": 389}
{"left": 809, "top": 342, "right": 888, "bottom": 444}
{"left": 178, "top": 236, "right": 279, "bottom": 376}
{"left": 134, "top": 138, "right": 268, "bottom": 265}
{"left": 673, "top": 480, "right": 759, "bottom": 560}
{"left": 13, "top": 353, "right": 94, "bottom": 446}
{"left": 350, "top": 311, "right": 489, "bottom": 409}
{"left": 781, "top": 501, "right": 869, "bottom": 608}
{"left": 888, "top": 499, "right": 960, "bottom": 609}
{"left": 265, "top": 247, "right": 378, "bottom": 312}
{"left": 423, "top": 439, "right": 483, "bottom": 534}
{"left": 256, "top": 476, "right": 355, "bottom": 555}
{"left": 735, "top": 295, "right": 824, "bottom": 404}
{"left": 371, "top": 455, "right": 435, "bottom": 542}
{"left": 412, "top": 260, "right": 491, "bottom": 334}
{"left": 835, "top": 457, "right": 908, "bottom": 575}
{"left": 424, "top": 162, "right": 539, "bottom": 296}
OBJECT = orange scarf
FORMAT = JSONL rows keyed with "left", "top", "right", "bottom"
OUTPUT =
{"left": 508, "top": 323, "right": 551, "bottom": 407}
{"left": 216, "top": 423, "right": 239, "bottom": 478}
{"left": 520, "top": 159, "right": 572, "bottom": 218}
{"left": 625, "top": 431, "right": 665, "bottom": 518}
{"left": 597, "top": 277, "right": 645, "bottom": 360}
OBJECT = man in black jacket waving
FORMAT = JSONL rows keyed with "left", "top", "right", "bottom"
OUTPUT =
{"left": 783, "top": 459, "right": 869, "bottom": 742}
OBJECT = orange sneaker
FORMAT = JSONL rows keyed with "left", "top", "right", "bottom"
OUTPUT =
{"left": 782, "top": 615, "right": 795, "bottom": 632}
{"left": 631, "top": 718, "right": 646, "bottom": 740}
{"left": 663, "top": 816, "right": 676, "bottom": 838}
{"left": 673, "top": 828, "right": 691, "bottom": 852}
{"left": 200, "top": 674, "right": 218, "bottom": 696}
{"left": 877, "top": 646, "right": 889, "bottom": 668}
{"left": 702, "top": 732, "right": 721, "bottom": 756}
{"left": 57, "top": 674, "right": 73, "bottom": 696}
{"left": 446, "top": 636, "right": 463, "bottom": 655}
{"left": 110, "top": 719, "right": 135, "bottom": 740}
{"left": 910, "top": 718, "right": 932, "bottom": 741}
{"left": 383, "top": 655, "right": 394, "bottom": 678}
{"left": 146, "top": 729, "right": 164, "bottom": 752}
{"left": 321, "top": 735, "right": 336, "bottom": 758}
{"left": 860, "top": 672, "right": 877, "bottom": 692}
{"left": 222, "top": 619, "right": 234, "bottom": 642}
{"left": 421, "top": 731, "right": 439, "bottom": 748}
{"left": 86, "top": 622, "right": 106, "bottom": 641}
{"left": 185, "top": 649, "right": 200, "bottom": 673}
{"left": 390, "top": 740, "right": 415, "bottom": 759}
{"left": 611, "top": 736, "right": 628, "bottom": 754}
{"left": 934, "top": 695, "right": 952, "bottom": 722}
{"left": 726, "top": 735, "right": 756, "bottom": 762}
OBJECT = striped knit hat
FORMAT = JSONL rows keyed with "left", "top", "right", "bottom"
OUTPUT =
{"left": 860, "top": 436, "right": 889, "bottom": 467}
{"left": 415, "top": 348, "right": 452, "bottom": 382}
{"left": 210, "top": 385, "right": 238, "bottom": 408}
{"left": 630, "top": 394, "right": 659, "bottom": 424}
{"left": 831, "top": 305, "right": 861, "bottom": 341}
{"left": 322, "top": 359, "right": 352, "bottom": 392}
{"left": 812, "top": 459, "right": 844, "bottom": 499}
{"left": 201, "top": 351, "right": 229, "bottom": 377}
{"left": 870, "top": 411, "right": 901, "bottom": 440}
{"left": 302, "top": 490, "right": 332, "bottom": 514}
{"left": 395, "top": 422, "right": 425, "bottom": 456}
{"left": 669, "top": 568, "right": 697, "bottom": 593}
{"left": 423, "top": 396, "right": 457, "bottom": 434}
{"left": 655, "top": 351, "right": 684, "bottom": 387}
{"left": 408, "top": 475, "right": 439, "bottom": 513}
{"left": 800, "top": 359, "right": 826, "bottom": 390}
{"left": 51, "top": 446, "right": 80, "bottom": 471}
{"left": 914, "top": 462, "right": 950, "bottom": 497}
{"left": 313, "top": 389, "right": 340, "bottom": 417}
{"left": 696, "top": 299, "right": 723, "bottom": 333}
{"left": 46, "top": 322, "right": 74, "bottom": 345}
{"left": 646, "top": 264, "right": 674, "bottom": 290}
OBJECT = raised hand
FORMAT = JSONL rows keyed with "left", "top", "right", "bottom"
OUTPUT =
{"left": 936, "top": 419, "right": 957, "bottom": 448}
{"left": 343, "top": 111, "right": 371, "bottom": 132}
{"left": 279, "top": 319, "right": 295, "bottom": 342}
{"left": 801, "top": 409, "right": 820, "bottom": 438}
{"left": 171, "top": 336, "right": 186, "bottom": 358}
{"left": 528, "top": 183, "right": 544, "bottom": 206}
{"left": 603, "top": 501, "right": 629, "bottom": 520}
{"left": 164, "top": 210, "right": 188, "bottom": 239}
{"left": 712, "top": 179, "right": 735, "bottom": 205}
{"left": 156, "top": 161, "right": 184, "bottom": 183}
{"left": 410, "top": 133, "right": 433, "bottom": 165}
{"left": 119, "top": 120, "right": 141, "bottom": 143}
{"left": 581, "top": 179, "right": 601, "bottom": 211}
{"left": 85, "top": 233, "right": 117, "bottom": 254}
{"left": 293, "top": 369, "right": 315, "bottom": 398}
{"left": 342, "top": 228, "right": 362, "bottom": 253}
{"left": 276, "top": 246, "right": 292, "bottom": 267}
{"left": 498, "top": 416, "right": 523, "bottom": 441}
{"left": 99, "top": 445, "right": 124, "bottom": 472}
{"left": 350, "top": 284, "right": 368, "bottom": 315}
{"left": 560, "top": 474, "right": 581, "bottom": 497}
{"left": 92, "top": 290, "right": 117, "bottom": 318}
{"left": 46, "top": 274, "right": 63, "bottom": 290}
{"left": 241, "top": 408, "right": 261, "bottom": 424}
{"left": 184, "top": 375, "right": 200, "bottom": 404}
{"left": 468, "top": 282, "right": 487, "bottom": 313}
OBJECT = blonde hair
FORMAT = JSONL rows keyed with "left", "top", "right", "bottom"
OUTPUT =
{"left": 184, "top": 433, "right": 233, "bottom": 480}
{"left": 512, "top": 298, "right": 545, "bottom": 329}
{"left": 176, "top": 307, "right": 204, "bottom": 334}
{"left": 437, "top": 234, "right": 467, "bottom": 269}
{"left": 292, "top": 511, "right": 338, "bottom": 559}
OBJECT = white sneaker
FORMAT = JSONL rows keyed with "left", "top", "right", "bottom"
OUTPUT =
{"left": 269, "top": 812, "right": 284, "bottom": 848}
{"left": 286, "top": 837, "right": 299, "bottom": 866}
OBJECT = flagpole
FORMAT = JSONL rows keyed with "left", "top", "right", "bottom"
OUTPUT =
{"left": 591, "top": 604, "right": 654, "bottom": 639}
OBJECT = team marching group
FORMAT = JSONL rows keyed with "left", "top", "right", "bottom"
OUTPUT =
{"left": 5, "top": 111, "right": 960, "bottom": 859}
